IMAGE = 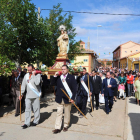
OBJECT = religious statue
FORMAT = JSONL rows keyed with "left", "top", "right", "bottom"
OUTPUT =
{"left": 57, "top": 25, "right": 69, "bottom": 59}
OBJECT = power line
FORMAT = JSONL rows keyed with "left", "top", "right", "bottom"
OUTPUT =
{"left": 40, "top": 8, "right": 140, "bottom": 16}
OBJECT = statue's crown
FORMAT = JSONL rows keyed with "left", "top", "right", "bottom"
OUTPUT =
{"left": 59, "top": 25, "right": 66, "bottom": 31}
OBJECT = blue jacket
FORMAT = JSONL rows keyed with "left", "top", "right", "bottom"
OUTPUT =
{"left": 51, "top": 73, "right": 77, "bottom": 104}
{"left": 77, "top": 74, "right": 93, "bottom": 96}
{"left": 102, "top": 78, "right": 117, "bottom": 97}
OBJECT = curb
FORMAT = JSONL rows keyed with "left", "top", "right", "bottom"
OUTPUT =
{"left": 123, "top": 97, "right": 128, "bottom": 140}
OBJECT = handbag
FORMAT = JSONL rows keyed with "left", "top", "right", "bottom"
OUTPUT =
{"left": 99, "top": 93, "right": 105, "bottom": 104}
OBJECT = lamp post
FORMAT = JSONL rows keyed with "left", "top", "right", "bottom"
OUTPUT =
{"left": 97, "top": 25, "right": 102, "bottom": 57}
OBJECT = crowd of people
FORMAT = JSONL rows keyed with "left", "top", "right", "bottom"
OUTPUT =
{"left": 0, "top": 66, "right": 49, "bottom": 117}
{"left": 93, "top": 66, "right": 140, "bottom": 103}
{"left": 0, "top": 64, "right": 139, "bottom": 133}
{"left": 51, "top": 65, "right": 140, "bottom": 133}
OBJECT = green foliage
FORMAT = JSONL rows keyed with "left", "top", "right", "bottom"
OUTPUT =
{"left": 68, "top": 66, "right": 83, "bottom": 74}
{"left": 37, "top": 3, "right": 81, "bottom": 66}
{"left": 106, "top": 61, "right": 112, "bottom": 66}
{"left": 0, "top": 1, "right": 81, "bottom": 67}
{"left": 101, "top": 61, "right": 105, "bottom": 67}
{"left": 0, "top": 54, "right": 16, "bottom": 76}
{"left": 68, "top": 66, "right": 75, "bottom": 74}
{"left": 0, "top": 0, "right": 47, "bottom": 65}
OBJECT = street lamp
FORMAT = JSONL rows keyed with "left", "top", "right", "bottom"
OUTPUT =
{"left": 97, "top": 25, "right": 102, "bottom": 57}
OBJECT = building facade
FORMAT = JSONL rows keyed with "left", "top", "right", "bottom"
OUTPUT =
{"left": 70, "top": 41, "right": 98, "bottom": 73}
{"left": 113, "top": 41, "right": 140, "bottom": 68}
{"left": 120, "top": 52, "right": 140, "bottom": 71}
{"left": 98, "top": 59, "right": 113, "bottom": 67}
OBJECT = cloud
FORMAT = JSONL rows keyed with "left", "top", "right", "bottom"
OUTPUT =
{"left": 103, "top": 55, "right": 112, "bottom": 58}
{"left": 73, "top": 6, "right": 135, "bottom": 27}
{"left": 72, "top": 4, "right": 140, "bottom": 59}
{"left": 103, "top": 47, "right": 112, "bottom": 50}
{"left": 75, "top": 26, "right": 88, "bottom": 36}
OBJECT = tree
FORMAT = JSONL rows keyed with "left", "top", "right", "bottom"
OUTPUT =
{"left": 106, "top": 61, "right": 112, "bottom": 66}
{"left": 0, "top": 54, "right": 16, "bottom": 76}
{"left": 37, "top": 3, "right": 81, "bottom": 66}
{"left": 0, "top": 1, "right": 81, "bottom": 67}
{"left": 0, "top": 0, "right": 49, "bottom": 65}
{"left": 101, "top": 61, "right": 105, "bottom": 67}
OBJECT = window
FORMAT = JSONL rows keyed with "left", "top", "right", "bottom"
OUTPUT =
{"left": 80, "top": 45, "right": 83, "bottom": 48}
{"left": 84, "top": 59, "right": 88, "bottom": 62}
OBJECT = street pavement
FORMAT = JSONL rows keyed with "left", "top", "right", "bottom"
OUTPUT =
{"left": 0, "top": 94, "right": 137, "bottom": 140}
{"left": 127, "top": 97, "right": 140, "bottom": 140}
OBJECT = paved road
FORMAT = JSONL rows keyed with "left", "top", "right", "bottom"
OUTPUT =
{"left": 127, "top": 97, "right": 140, "bottom": 140}
{"left": 0, "top": 95, "right": 128, "bottom": 140}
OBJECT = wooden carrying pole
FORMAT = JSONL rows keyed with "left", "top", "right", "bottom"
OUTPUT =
{"left": 88, "top": 75, "right": 94, "bottom": 112}
{"left": 20, "top": 84, "right": 22, "bottom": 121}
{"left": 61, "top": 89, "right": 87, "bottom": 119}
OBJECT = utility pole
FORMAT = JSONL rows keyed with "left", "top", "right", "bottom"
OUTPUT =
{"left": 38, "top": 7, "right": 40, "bottom": 21}
{"left": 87, "top": 37, "right": 90, "bottom": 50}
{"left": 37, "top": 7, "right": 40, "bottom": 69}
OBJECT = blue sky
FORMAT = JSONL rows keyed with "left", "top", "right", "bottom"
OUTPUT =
{"left": 31, "top": 0, "right": 140, "bottom": 60}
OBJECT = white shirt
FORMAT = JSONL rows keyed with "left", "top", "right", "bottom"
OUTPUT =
{"left": 101, "top": 76, "right": 105, "bottom": 82}
{"left": 15, "top": 76, "right": 19, "bottom": 82}
{"left": 93, "top": 75, "right": 96, "bottom": 81}
{"left": 63, "top": 73, "right": 68, "bottom": 80}
{"left": 107, "top": 78, "right": 111, "bottom": 85}
{"left": 82, "top": 75, "right": 85, "bottom": 80}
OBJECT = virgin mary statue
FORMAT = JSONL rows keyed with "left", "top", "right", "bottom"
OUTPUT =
{"left": 57, "top": 25, "right": 69, "bottom": 59}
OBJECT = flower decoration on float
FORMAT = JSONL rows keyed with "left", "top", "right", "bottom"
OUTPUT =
{"left": 68, "top": 65, "right": 83, "bottom": 74}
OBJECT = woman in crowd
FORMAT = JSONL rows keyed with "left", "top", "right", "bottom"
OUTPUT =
{"left": 135, "top": 73, "right": 138, "bottom": 81}
{"left": 127, "top": 71, "right": 134, "bottom": 97}
{"left": 118, "top": 72, "right": 126, "bottom": 100}
{"left": 111, "top": 73, "right": 119, "bottom": 102}
{"left": 134, "top": 75, "right": 140, "bottom": 105}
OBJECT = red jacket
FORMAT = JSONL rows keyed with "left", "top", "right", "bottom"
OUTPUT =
{"left": 127, "top": 75, "right": 134, "bottom": 84}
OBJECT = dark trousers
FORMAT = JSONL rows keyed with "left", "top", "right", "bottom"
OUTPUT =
{"left": 92, "top": 93, "right": 99, "bottom": 109}
{"left": 0, "top": 88, "right": 2, "bottom": 106}
{"left": 77, "top": 95, "right": 88, "bottom": 115}
{"left": 41, "top": 85, "right": 46, "bottom": 98}
{"left": 104, "top": 96, "right": 113, "bottom": 113}
{"left": 127, "top": 84, "right": 133, "bottom": 96}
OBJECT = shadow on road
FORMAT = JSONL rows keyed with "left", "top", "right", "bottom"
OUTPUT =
{"left": 52, "top": 109, "right": 57, "bottom": 112}
{"left": 40, "top": 102, "right": 50, "bottom": 109}
{"left": 0, "top": 105, "right": 15, "bottom": 118}
{"left": 0, "top": 132, "right": 5, "bottom": 137}
{"left": 128, "top": 113, "right": 140, "bottom": 140}
{"left": 39, "top": 112, "right": 52, "bottom": 124}
{"left": 99, "top": 104, "right": 106, "bottom": 113}
{"left": 129, "top": 98, "right": 137, "bottom": 105}
{"left": 69, "top": 114, "right": 79, "bottom": 127}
